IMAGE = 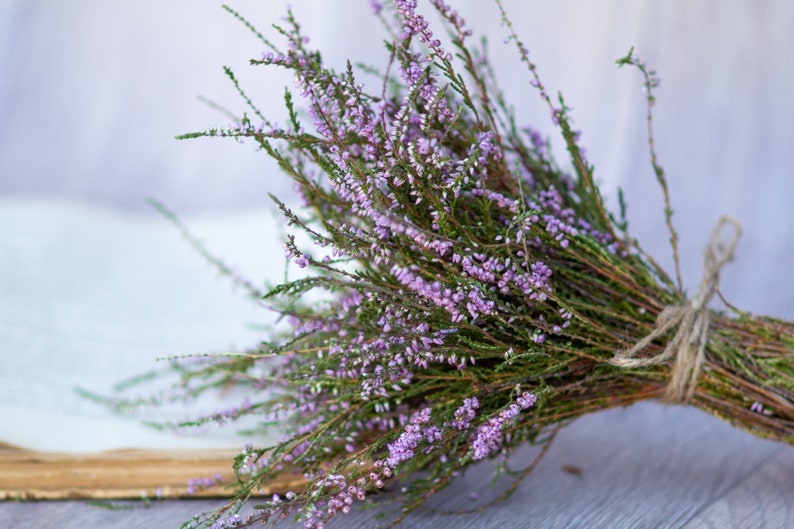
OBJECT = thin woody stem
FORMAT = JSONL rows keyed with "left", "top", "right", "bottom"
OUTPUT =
{"left": 616, "top": 48, "right": 683, "bottom": 293}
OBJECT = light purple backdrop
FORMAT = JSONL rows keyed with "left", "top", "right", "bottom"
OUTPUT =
{"left": 2, "top": 0, "right": 792, "bottom": 318}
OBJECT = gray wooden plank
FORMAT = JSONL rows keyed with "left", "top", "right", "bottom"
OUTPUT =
{"left": 327, "top": 402, "right": 783, "bottom": 529}
{"left": 2, "top": 403, "right": 786, "bottom": 529}
{"left": 0, "top": 499, "right": 223, "bottom": 529}
{"left": 681, "top": 449, "right": 793, "bottom": 529}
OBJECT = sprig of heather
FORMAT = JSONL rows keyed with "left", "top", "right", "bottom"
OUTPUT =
{"left": 114, "top": 2, "right": 794, "bottom": 529}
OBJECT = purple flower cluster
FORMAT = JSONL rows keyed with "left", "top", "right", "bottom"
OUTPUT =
{"left": 552, "top": 308, "right": 573, "bottom": 333}
{"left": 178, "top": 2, "right": 648, "bottom": 526}
{"left": 391, "top": 265, "right": 494, "bottom": 323}
{"left": 750, "top": 401, "right": 772, "bottom": 416}
{"left": 236, "top": 442, "right": 271, "bottom": 476}
{"left": 452, "top": 397, "right": 480, "bottom": 430}
{"left": 206, "top": 514, "right": 245, "bottom": 529}
{"left": 512, "top": 184, "right": 624, "bottom": 257}
{"left": 283, "top": 238, "right": 311, "bottom": 269}
{"left": 186, "top": 473, "right": 223, "bottom": 495}
{"left": 285, "top": 293, "right": 431, "bottom": 404}
{"left": 428, "top": 0, "right": 472, "bottom": 41}
{"left": 318, "top": 473, "right": 368, "bottom": 518}
{"left": 471, "top": 391, "right": 537, "bottom": 460}
{"left": 454, "top": 248, "right": 552, "bottom": 303}
{"left": 189, "top": 398, "right": 253, "bottom": 428}
{"left": 369, "top": 392, "right": 537, "bottom": 475}
{"left": 393, "top": 0, "right": 451, "bottom": 61}
{"left": 374, "top": 215, "right": 454, "bottom": 258}
{"left": 280, "top": 473, "right": 371, "bottom": 529}
{"left": 527, "top": 187, "right": 581, "bottom": 249}
{"left": 383, "top": 407, "right": 440, "bottom": 468}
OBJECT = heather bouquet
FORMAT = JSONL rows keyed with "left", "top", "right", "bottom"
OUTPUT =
{"left": 113, "top": 1, "right": 794, "bottom": 528}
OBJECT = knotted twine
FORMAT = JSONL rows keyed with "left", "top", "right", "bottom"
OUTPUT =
{"left": 610, "top": 216, "right": 742, "bottom": 404}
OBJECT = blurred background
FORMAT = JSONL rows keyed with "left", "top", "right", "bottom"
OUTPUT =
{"left": 1, "top": 0, "right": 793, "bottom": 452}
{"left": 2, "top": 0, "right": 793, "bottom": 313}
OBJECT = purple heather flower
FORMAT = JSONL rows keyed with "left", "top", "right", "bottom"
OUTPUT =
{"left": 471, "top": 392, "right": 536, "bottom": 460}
{"left": 452, "top": 397, "right": 480, "bottom": 430}
{"left": 369, "top": 0, "right": 383, "bottom": 15}
{"left": 383, "top": 407, "right": 440, "bottom": 469}
{"left": 428, "top": 0, "right": 472, "bottom": 40}
{"left": 750, "top": 401, "right": 771, "bottom": 416}
{"left": 516, "top": 392, "right": 537, "bottom": 409}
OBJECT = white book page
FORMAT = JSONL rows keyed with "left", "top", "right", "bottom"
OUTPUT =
{"left": 0, "top": 198, "right": 307, "bottom": 453}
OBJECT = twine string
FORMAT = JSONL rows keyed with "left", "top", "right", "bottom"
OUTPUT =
{"left": 610, "top": 216, "right": 742, "bottom": 403}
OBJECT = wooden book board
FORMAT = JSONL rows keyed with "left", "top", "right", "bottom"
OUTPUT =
{"left": 0, "top": 443, "right": 303, "bottom": 500}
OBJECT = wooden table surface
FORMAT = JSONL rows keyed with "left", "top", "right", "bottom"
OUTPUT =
{"left": 2, "top": 402, "right": 791, "bottom": 528}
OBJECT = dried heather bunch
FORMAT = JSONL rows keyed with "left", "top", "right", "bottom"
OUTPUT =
{"left": 127, "top": 2, "right": 793, "bottom": 528}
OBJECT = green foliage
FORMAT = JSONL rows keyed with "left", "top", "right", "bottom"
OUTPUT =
{"left": 95, "top": 2, "right": 794, "bottom": 528}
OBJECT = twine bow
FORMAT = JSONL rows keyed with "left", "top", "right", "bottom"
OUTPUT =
{"left": 611, "top": 216, "right": 742, "bottom": 404}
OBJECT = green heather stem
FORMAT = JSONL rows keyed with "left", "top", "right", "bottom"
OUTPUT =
{"left": 114, "top": 3, "right": 794, "bottom": 528}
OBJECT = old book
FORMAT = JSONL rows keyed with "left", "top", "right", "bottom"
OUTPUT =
{"left": 0, "top": 199, "right": 298, "bottom": 499}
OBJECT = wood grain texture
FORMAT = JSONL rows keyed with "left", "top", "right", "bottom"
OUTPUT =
{"left": 682, "top": 449, "right": 793, "bottom": 529}
{"left": 0, "top": 499, "right": 225, "bottom": 529}
{"left": 0, "top": 446, "right": 306, "bottom": 501}
{"left": 1, "top": 403, "right": 790, "bottom": 528}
